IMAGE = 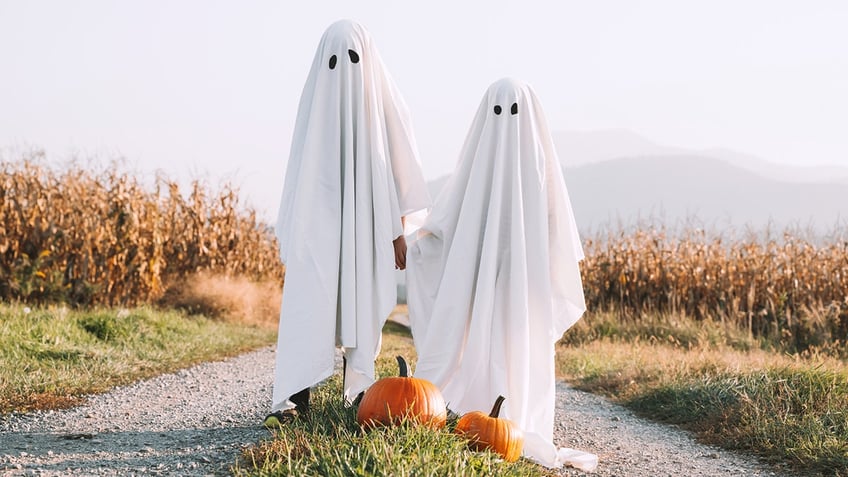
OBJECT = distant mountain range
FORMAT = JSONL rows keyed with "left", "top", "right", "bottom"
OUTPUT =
{"left": 552, "top": 129, "right": 848, "bottom": 186}
{"left": 564, "top": 155, "right": 847, "bottom": 231}
{"left": 426, "top": 129, "right": 848, "bottom": 232}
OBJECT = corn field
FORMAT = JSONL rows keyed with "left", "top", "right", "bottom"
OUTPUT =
{"left": 4, "top": 155, "right": 848, "bottom": 347}
{"left": 581, "top": 225, "right": 848, "bottom": 347}
{"left": 0, "top": 157, "right": 284, "bottom": 306}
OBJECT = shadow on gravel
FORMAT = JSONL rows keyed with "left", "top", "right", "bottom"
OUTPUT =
{"left": 1, "top": 425, "right": 270, "bottom": 476}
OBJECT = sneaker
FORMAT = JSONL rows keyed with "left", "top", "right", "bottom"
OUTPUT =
{"left": 263, "top": 409, "right": 298, "bottom": 428}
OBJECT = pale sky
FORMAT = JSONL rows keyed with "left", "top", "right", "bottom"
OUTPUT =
{"left": 1, "top": 1, "right": 847, "bottom": 220}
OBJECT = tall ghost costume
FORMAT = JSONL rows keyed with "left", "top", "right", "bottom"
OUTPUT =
{"left": 407, "top": 78, "right": 596, "bottom": 470}
{"left": 272, "top": 20, "right": 430, "bottom": 413}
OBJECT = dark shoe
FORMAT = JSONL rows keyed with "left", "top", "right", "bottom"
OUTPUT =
{"left": 290, "top": 388, "right": 311, "bottom": 416}
{"left": 351, "top": 391, "right": 365, "bottom": 407}
{"left": 263, "top": 409, "right": 298, "bottom": 428}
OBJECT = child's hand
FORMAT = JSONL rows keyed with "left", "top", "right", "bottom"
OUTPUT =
{"left": 393, "top": 235, "right": 407, "bottom": 270}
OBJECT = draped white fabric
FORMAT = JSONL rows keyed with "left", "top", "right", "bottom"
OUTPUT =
{"left": 407, "top": 78, "right": 594, "bottom": 469}
{"left": 272, "top": 20, "right": 430, "bottom": 412}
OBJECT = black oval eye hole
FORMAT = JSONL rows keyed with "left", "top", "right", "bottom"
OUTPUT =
{"left": 329, "top": 55, "right": 337, "bottom": 70}
{"left": 510, "top": 103, "right": 518, "bottom": 115}
{"left": 493, "top": 105, "right": 502, "bottom": 115}
{"left": 348, "top": 49, "right": 360, "bottom": 63}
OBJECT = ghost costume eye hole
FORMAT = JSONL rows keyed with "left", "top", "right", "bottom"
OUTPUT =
{"left": 348, "top": 49, "right": 360, "bottom": 63}
{"left": 493, "top": 105, "right": 502, "bottom": 115}
{"left": 510, "top": 103, "right": 518, "bottom": 115}
{"left": 329, "top": 55, "right": 337, "bottom": 70}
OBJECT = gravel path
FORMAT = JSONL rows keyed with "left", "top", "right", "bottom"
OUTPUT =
{"left": 552, "top": 382, "right": 790, "bottom": 476}
{"left": 0, "top": 348, "right": 276, "bottom": 476}
{"left": 1, "top": 346, "right": 792, "bottom": 476}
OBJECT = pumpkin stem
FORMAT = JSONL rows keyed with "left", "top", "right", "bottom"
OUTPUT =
{"left": 490, "top": 395, "right": 506, "bottom": 418}
{"left": 396, "top": 356, "right": 408, "bottom": 377}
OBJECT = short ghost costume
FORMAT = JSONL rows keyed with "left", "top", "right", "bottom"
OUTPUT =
{"left": 407, "top": 78, "right": 595, "bottom": 470}
{"left": 272, "top": 20, "right": 430, "bottom": 412}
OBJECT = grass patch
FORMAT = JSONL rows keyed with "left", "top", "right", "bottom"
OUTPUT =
{"left": 560, "top": 310, "right": 759, "bottom": 351}
{"left": 558, "top": 312, "right": 848, "bottom": 477}
{"left": 236, "top": 321, "right": 552, "bottom": 477}
{"left": 0, "top": 303, "right": 275, "bottom": 413}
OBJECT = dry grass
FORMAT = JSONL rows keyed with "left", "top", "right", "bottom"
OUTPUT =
{"left": 558, "top": 336, "right": 815, "bottom": 397}
{"left": 557, "top": 313, "right": 848, "bottom": 476}
{"left": 157, "top": 272, "right": 282, "bottom": 326}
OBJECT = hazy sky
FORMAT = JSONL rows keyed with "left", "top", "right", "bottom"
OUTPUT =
{"left": 1, "top": 1, "right": 847, "bottom": 220}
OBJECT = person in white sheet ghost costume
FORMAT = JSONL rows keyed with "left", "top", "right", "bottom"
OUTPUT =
{"left": 265, "top": 20, "right": 430, "bottom": 425}
{"left": 407, "top": 78, "right": 597, "bottom": 470}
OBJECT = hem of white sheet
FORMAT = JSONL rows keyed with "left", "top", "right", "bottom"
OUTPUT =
{"left": 523, "top": 432, "right": 598, "bottom": 471}
{"left": 270, "top": 365, "right": 335, "bottom": 413}
{"left": 557, "top": 448, "right": 599, "bottom": 472}
{"left": 343, "top": 367, "right": 374, "bottom": 405}
{"left": 527, "top": 447, "right": 598, "bottom": 472}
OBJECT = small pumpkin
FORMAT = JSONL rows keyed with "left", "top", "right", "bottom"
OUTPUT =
{"left": 356, "top": 356, "right": 447, "bottom": 429}
{"left": 455, "top": 395, "right": 524, "bottom": 462}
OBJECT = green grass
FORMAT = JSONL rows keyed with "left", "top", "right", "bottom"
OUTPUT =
{"left": 9, "top": 301, "right": 846, "bottom": 476}
{"left": 0, "top": 303, "right": 275, "bottom": 413}
{"left": 235, "top": 322, "right": 552, "bottom": 477}
{"left": 557, "top": 311, "right": 848, "bottom": 477}
{"left": 627, "top": 368, "right": 848, "bottom": 472}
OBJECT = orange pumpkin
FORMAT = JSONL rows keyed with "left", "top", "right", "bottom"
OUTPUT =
{"left": 356, "top": 356, "right": 447, "bottom": 430}
{"left": 455, "top": 395, "right": 524, "bottom": 462}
